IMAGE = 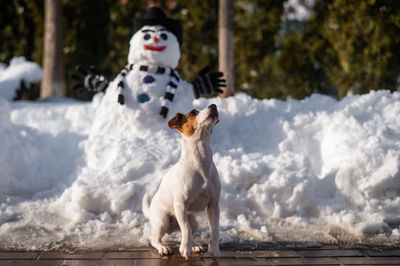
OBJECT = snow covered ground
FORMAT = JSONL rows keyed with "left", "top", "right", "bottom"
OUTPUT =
{"left": 0, "top": 57, "right": 42, "bottom": 101}
{"left": 1, "top": 61, "right": 400, "bottom": 250}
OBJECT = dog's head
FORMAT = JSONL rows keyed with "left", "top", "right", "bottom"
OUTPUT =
{"left": 168, "top": 104, "right": 219, "bottom": 138}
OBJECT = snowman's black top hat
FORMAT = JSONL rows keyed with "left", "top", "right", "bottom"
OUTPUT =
{"left": 134, "top": 7, "right": 182, "bottom": 45}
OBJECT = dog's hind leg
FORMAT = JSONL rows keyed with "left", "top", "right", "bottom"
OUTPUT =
{"left": 150, "top": 214, "right": 172, "bottom": 256}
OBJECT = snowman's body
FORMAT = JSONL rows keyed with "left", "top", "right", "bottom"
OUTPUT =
{"left": 122, "top": 65, "right": 182, "bottom": 109}
{"left": 89, "top": 24, "right": 194, "bottom": 137}
{"left": 91, "top": 66, "right": 193, "bottom": 137}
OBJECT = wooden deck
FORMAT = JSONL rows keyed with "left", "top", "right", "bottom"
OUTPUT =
{"left": 1, "top": 243, "right": 400, "bottom": 265}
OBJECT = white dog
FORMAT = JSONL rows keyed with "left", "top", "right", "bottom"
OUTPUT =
{"left": 142, "top": 104, "right": 221, "bottom": 258}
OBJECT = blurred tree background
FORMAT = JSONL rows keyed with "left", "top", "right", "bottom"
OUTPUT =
{"left": 1, "top": 0, "right": 400, "bottom": 100}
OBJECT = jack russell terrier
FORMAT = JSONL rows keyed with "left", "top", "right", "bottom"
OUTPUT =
{"left": 142, "top": 104, "right": 221, "bottom": 258}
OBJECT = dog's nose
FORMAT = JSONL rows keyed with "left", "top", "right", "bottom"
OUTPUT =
{"left": 209, "top": 104, "right": 217, "bottom": 110}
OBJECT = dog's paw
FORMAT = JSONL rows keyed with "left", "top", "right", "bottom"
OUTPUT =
{"left": 192, "top": 245, "right": 204, "bottom": 253}
{"left": 208, "top": 243, "right": 220, "bottom": 257}
{"left": 157, "top": 245, "right": 172, "bottom": 256}
{"left": 179, "top": 245, "right": 192, "bottom": 259}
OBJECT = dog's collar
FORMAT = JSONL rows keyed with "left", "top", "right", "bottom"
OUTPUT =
{"left": 116, "top": 64, "right": 180, "bottom": 118}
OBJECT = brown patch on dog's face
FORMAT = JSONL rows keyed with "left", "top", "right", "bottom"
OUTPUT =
{"left": 168, "top": 109, "right": 199, "bottom": 137}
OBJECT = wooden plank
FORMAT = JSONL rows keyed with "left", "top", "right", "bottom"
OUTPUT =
{"left": 104, "top": 251, "right": 159, "bottom": 259}
{"left": 61, "top": 260, "right": 132, "bottom": 266}
{"left": 134, "top": 258, "right": 203, "bottom": 266}
{"left": 270, "top": 257, "right": 341, "bottom": 265}
{"left": 365, "top": 249, "right": 400, "bottom": 257}
{"left": 338, "top": 257, "right": 400, "bottom": 265}
{"left": 0, "top": 252, "right": 39, "bottom": 260}
{"left": 0, "top": 260, "right": 63, "bottom": 266}
{"left": 38, "top": 251, "right": 104, "bottom": 260}
{"left": 203, "top": 258, "right": 264, "bottom": 265}
{"left": 297, "top": 249, "right": 363, "bottom": 257}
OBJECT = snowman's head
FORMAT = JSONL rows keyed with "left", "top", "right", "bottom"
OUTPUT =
{"left": 128, "top": 25, "right": 181, "bottom": 68}
{"left": 128, "top": 7, "right": 182, "bottom": 68}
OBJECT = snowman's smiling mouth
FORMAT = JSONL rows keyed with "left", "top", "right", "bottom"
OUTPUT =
{"left": 144, "top": 45, "right": 166, "bottom": 52}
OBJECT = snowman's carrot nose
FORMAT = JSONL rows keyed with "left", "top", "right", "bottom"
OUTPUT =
{"left": 153, "top": 36, "right": 159, "bottom": 42}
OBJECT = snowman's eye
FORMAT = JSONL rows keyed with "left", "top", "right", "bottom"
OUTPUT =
{"left": 144, "top": 33, "right": 151, "bottom": 40}
{"left": 160, "top": 33, "right": 168, "bottom": 40}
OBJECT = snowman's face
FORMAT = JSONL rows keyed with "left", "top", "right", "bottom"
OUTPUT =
{"left": 128, "top": 25, "right": 181, "bottom": 68}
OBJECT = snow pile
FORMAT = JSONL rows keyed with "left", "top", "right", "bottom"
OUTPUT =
{"left": 0, "top": 89, "right": 400, "bottom": 250}
{"left": 0, "top": 57, "right": 43, "bottom": 100}
{"left": 0, "top": 97, "right": 94, "bottom": 199}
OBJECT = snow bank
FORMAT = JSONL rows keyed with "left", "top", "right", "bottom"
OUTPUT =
{"left": 0, "top": 90, "right": 400, "bottom": 250}
{"left": 0, "top": 57, "right": 43, "bottom": 100}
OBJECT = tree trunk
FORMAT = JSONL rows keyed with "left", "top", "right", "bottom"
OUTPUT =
{"left": 41, "top": 0, "right": 65, "bottom": 98}
{"left": 218, "top": 0, "right": 234, "bottom": 98}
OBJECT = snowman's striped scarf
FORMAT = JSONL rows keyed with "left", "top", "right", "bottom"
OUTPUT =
{"left": 116, "top": 64, "right": 180, "bottom": 118}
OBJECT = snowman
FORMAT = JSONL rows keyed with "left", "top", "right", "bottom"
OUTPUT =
{"left": 72, "top": 7, "right": 225, "bottom": 131}
{"left": 53, "top": 8, "right": 226, "bottom": 222}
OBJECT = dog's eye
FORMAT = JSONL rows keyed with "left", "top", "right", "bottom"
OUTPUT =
{"left": 189, "top": 110, "right": 198, "bottom": 117}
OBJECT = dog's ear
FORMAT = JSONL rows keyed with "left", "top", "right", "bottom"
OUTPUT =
{"left": 168, "top": 113, "right": 184, "bottom": 129}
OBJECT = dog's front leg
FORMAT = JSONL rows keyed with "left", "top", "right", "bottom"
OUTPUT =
{"left": 173, "top": 202, "right": 192, "bottom": 258}
{"left": 207, "top": 202, "right": 220, "bottom": 256}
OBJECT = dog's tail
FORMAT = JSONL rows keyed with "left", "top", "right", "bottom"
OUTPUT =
{"left": 142, "top": 193, "right": 151, "bottom": 219}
